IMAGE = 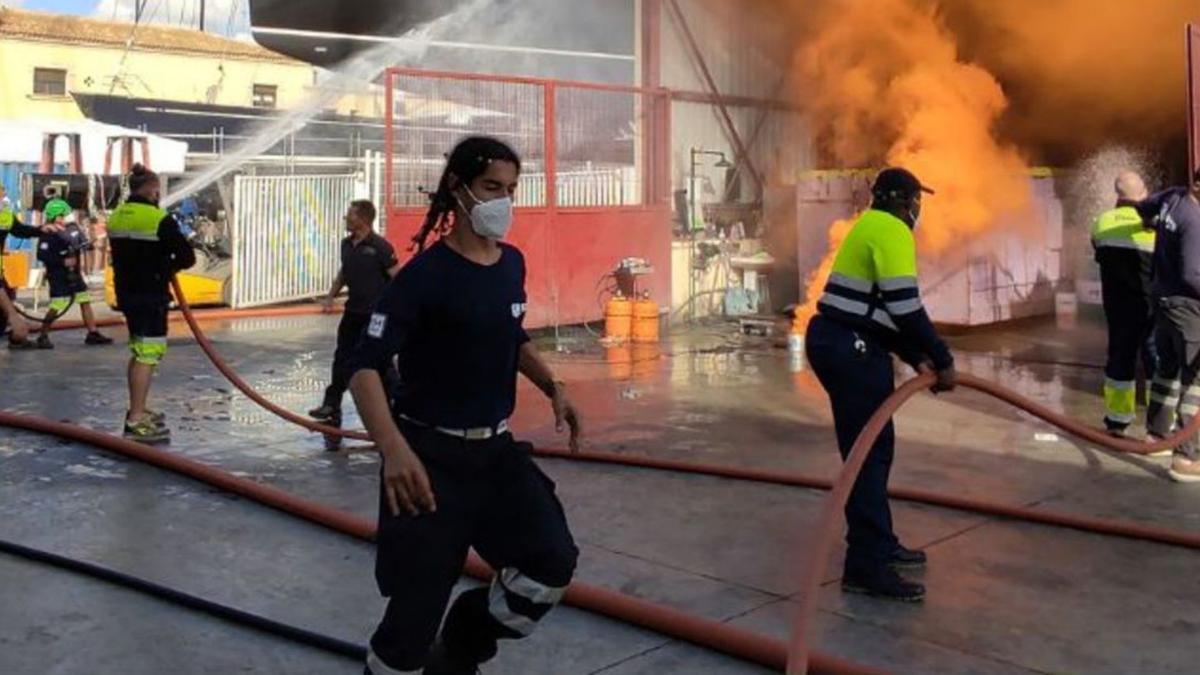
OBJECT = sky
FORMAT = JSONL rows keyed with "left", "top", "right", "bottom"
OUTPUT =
{"left": 4, "top": 0, "right": 251, "bottom": 37}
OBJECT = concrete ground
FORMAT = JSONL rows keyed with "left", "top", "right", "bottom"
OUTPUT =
{"left": 1, "top": 311, "right": 1198, "bottom": 674}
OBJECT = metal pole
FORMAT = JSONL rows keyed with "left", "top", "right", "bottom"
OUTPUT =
{"left": 199, "top": 0, "right": 206, "bottom": 32}
{"left": 688, "top": 147, "right": 698, "bottom": 322}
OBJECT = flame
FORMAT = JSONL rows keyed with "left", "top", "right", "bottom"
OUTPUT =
{"left": 787, "top": 0, "right": 1038, "bottom": 332}
{"left": 793, "top": 218, "right": 853, "bottom": 333}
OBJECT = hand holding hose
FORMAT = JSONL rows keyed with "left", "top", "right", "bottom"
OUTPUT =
{"left": 918, "top": 361, "right": 957, "bottom": 394}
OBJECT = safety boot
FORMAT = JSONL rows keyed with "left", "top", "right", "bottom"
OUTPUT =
{"left": 85, "top": 331, "right": 113, "bottom": 345}
{"left": 308, "top": 403, "right": 339, "bottom": 421}
{"left": 842, "top": 568, "right": 925, "bottom": 602}
{"left": 888, "top": 544, "right": 927, "bottom": 570}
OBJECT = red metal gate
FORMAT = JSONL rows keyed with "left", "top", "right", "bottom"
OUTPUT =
{"left": 383, "top": 68, "right": 673, "bottom": 329}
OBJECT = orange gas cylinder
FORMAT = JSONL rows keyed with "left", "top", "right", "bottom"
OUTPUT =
{"left": 631, "top": 297, "right": 660, "bottom": 343}
{"left": 605, "top": 344, "right": 633, "bottom": 380}
{"left": 604, "top": 296, "right": 633, "bottom": 341}
{"left": 631, "top": 342, "right": 660, "bottom": 380}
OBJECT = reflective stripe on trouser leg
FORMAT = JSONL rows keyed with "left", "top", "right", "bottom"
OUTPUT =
{"left": 366, "top": 649, "right": 421, "bottom": 675}
{"left": 1103, "top": 378, "right": 1137, "bottom": 425}
{"left": 1147, "top": 377, "right": 1181, "bottom": 437}
{"left": 1180, "top": 386, "right": 1200, "bottom": 421}
{"left": 1150, "top": 377, "right": 1181, "bottom": 405}
{"left": 129, "top": 336, "right": 167, "bottom": 366}
{"left": 486, "top": 567, "right": 567, "bottom": 637}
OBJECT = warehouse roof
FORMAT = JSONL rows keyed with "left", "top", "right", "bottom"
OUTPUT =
{"left": 0, "top": 7, "right": 295, "bottom": 63}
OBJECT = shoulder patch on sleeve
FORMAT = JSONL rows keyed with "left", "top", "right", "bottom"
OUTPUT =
{"left": 367, "top": 313, "right": 387, "bottom": 338}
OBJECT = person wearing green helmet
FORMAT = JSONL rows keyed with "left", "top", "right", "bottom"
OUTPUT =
{"left": 34, "top": 198, "right": 112, "bottom": 349}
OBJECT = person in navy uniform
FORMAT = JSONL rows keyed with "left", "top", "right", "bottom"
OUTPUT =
{"left": 349, "top": 136, "right": 582, "bottom": 675}
{"left": 308, "top": 198, "right": 401, "bottom": 448}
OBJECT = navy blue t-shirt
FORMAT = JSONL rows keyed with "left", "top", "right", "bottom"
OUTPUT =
{"left": 1140, "top": 188, "right": 1200, "bottom": 300}
{"left": 349, "top": 240, "right": 531, "bottom": 428}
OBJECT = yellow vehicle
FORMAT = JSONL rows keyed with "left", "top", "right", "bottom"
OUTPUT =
{"left": 104, "top": 246, "right": 231, "bottom": 308}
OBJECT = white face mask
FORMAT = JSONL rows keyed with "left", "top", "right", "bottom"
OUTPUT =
{"left": 459, "top": 186, "right": 514, "bottom": 240}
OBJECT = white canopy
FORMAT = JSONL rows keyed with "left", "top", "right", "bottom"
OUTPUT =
{"left": 0, "top": 118, "right": 187, "bottom": 174}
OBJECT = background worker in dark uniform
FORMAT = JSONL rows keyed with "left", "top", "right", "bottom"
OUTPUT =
{"left": 1, "top": 184, "right": 57, "bottom": 349}
{"left": 1140, "top": 168, "right": 1200, "bottom": 483}
{"left": 349, "top": 137, "right": 582, "bottom": 675}
{"left": 308, "top": 199, "right": 400, "bottom": 439}
{"left": 107, "top": 164, "right": 196, "bottom": 443}
{"left": 1091, "top": 170, "right": 1159, "bottom": 437}
{"left": 35, "top": 198, "right": 112, "bottom": 349}
{"left": 805, "top": 167, "right": 956, "bottom": 602}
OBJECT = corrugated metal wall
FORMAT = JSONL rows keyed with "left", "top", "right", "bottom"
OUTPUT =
{"left": 658, "top": 0, "right": 808, "bottom": 192}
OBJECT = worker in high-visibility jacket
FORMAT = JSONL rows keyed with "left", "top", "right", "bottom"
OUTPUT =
{"left": 805, "top": 167, "right": 956, "bottom": 603}
{"left": 1091, "top": 171, "right": 1159, "bottom": 437}
{"left": 107, "top": 164, "right": 195, "bottom": 444}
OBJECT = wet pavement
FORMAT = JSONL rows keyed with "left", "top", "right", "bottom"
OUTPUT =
{"left": 2, "top": 312, "right": 1198, "bottom": 674}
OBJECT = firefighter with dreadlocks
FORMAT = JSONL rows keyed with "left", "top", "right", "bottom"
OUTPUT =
{"left": 349, "top": 136, "right": 581, "bottom": 675}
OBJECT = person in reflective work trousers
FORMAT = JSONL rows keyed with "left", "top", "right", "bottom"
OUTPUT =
{"left": 805, "top": 167, "right": 957, "bottom": 603}
{"left": 1139, "top": 168, "right": 1200, "bottom": 482}
{"left": 1090, "top": 171, "right": 1159, "bottom": 437}
{"left": 349, "top": 136, "right": 582, "bottom": 675}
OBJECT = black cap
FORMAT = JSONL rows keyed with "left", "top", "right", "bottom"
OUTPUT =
{"left": 872, "top": 167, "right": 935, "bottom": 199}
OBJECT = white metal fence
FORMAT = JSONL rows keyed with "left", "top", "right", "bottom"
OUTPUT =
{"left": 230, "top": 174, "right": 358, "bottom": 308}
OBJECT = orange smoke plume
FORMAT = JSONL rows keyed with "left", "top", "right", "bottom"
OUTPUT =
{"left": 942, "top": 0, "right": 1200, "bottom": 164}
{"left": 788, "top": 0, "right": 1035, "bottom": 329}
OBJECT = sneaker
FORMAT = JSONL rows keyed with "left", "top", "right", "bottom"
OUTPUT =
{"left": 85, "top": 331, "right": 113, "bottom": 345}
{"left": 308, "top": 404, "right": 339, "bottom": 421}
{"left": 889, "top": 545, "right": 927, "bottom": 570}
{"left": 7, "top": 339, "right": 36, "bottom": 351}
{"left": 36, "top": 335, "right": 54, "bottom": 350}
{"left": 842, "top": 569, "right": 925, "bottom": 602}
{"left": 124, "top": 416, "right": 171, "bottom": 445}
{"left": 423, "top": 641, "right": 482, "bottom": 675}
{"left": 1168, "top": 455, "right": 1200, "bottom": 483}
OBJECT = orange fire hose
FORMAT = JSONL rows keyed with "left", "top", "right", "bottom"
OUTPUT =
{"left": 162, "top": 279, "right": 1200, "bottom": 672}
{"left": 47, "top": 302, "right": 343, "bottom": 334}
{"left": 785, "top": 371, "right": 1200, "bottom": 674}
{"left": 0, "top": 410, "right": 875, "bottom": 675}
